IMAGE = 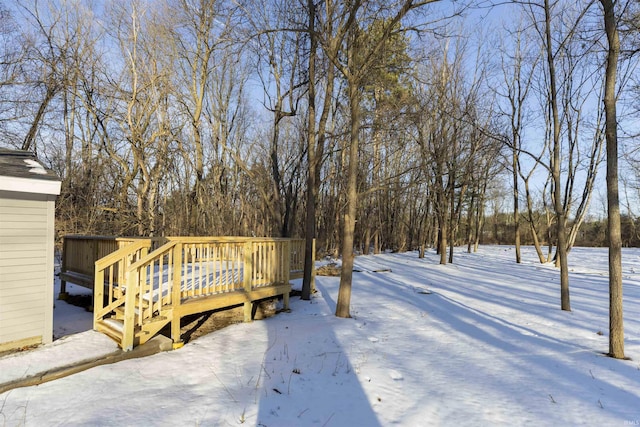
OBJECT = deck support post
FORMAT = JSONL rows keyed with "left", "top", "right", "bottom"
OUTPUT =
{"left": 58, "top": 237, "right": 69, "bottom": 300}
{"left": 58, "top": 284, "right": 68, "bottom": 300}
{"left": 171, "top": 317, "right": 182, "bottom": 349}
{"left": 122, "top": 269, "right": 138, "bottom": 351}
{"left": 243, "top": 301, "right": 253, "bottom": 322}
{"left": 283, "top": 290, "right": 290, "bottom": 311}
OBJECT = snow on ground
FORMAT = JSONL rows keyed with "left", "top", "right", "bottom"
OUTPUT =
{"left": 51, "top": 281, "right": 94, "bottom": 340}
{"left": 0, "top": 276, "right": 118, "bottom": 387}
{"left": 0, "top": 331, "right": 116, "bottom": 385}
{"left": 1, "top": 245, "right": 640, "bottom": 426}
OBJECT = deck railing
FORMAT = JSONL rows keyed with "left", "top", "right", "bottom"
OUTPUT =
{"left": 59, "top": 235, "right": 165, "bottom": 296}
{"left": 62, "top": 236, "right": 123, "bottom": 278}
{"left": 125, "top": 238, "right": 295, "bottom": 304}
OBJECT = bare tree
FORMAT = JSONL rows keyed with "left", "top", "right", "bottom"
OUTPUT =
{"left": 600, "top": 0, "right": 625, "bottom": 359}
{"left": 250, "top": 0, "right": 307, "bottom": 237}
{"left": 104, "top": 1, "right": 176, "bottom": 235}
{"left": 317, "top": 0, "right": 440, "bottom": 318}
{"left": 302, "top": 0, "right": 326, "bottom": 299}
{"left": 522, "top": 0, "right": 603, "bottom": 311}
{"left": 170, "top": 0, "right": 230, "bottom": 234}
{"left": 416, "top": 35, "right": 484, "bottom": 265}
{"left": 0, "top": 4, "right": 24, "bottom": 139}
{"left": 542, "top": 0, "right": 571, "bottom": 310}
{"left": 496, "top": 19, "right": 539, "bottom": 263}
{"left": 19, "top": 17, "right": 59, "bottom": 152}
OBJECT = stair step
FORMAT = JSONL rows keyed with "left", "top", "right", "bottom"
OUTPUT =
{"left": 95, "top": 318, "right": 124, "bottom": 343}
{"left": 143, "top": 315, "right": 168, "bottom": 325}
{"left": 114, "top": 305, "right": 148, "bottom": 318}
{"left": 113, "top": 305, "right": 169, "bottom": 320}
{"left": 102, "top": 318, "right": 124, "bottom": 333}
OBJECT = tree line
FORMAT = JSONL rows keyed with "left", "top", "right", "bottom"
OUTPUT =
{"left": 1, "top": 0, "right": 637, "bottom": 357}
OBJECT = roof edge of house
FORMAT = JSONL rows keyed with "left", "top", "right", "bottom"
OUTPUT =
{"left": 0, "top": 175, "right": 62, "bottom": 196}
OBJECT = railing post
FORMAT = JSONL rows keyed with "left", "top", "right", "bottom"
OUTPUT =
{"left": 122, "top": 268, "right": 138, "bottom": 351}
{"left": 283, "top": 240, "right": 291, "bottom": 310}
{"left": 311, "top": 238, "right": 316, "bottom": 294}
{"left": 243, "top": 241, "right": 254, "bottom": 322}
{"left": 93, "top": 264, "right": 105, "bottom": 329}
{"left": 94, "top": 239, "right": 99, "bottom": 277}
{"left": 171, "top": 243, "right": 183, "bottom": 347}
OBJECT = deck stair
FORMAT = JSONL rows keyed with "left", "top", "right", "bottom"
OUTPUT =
{"left": 87, "top": 237, "right": 311, "bottom": 351}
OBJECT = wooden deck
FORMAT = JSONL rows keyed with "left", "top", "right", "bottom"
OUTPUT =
{"left": 60, "top": 236, "right": 312, "bottom": 351}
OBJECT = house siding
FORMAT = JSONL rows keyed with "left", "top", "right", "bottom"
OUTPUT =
{"left": 0, "top": 191, "right": 55, "bottom": 349}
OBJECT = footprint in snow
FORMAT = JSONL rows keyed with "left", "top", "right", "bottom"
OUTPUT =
{"left": 389, "top": 370, "right": 404, "bottom": 381}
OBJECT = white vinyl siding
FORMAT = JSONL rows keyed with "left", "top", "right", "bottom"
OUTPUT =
{"left": 0, "top": 191, "right": 55, "bottom": 348}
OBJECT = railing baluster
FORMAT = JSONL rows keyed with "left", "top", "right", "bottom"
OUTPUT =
{"left": 167, "top": 249, "right": 173, "bottom": 305}
{"left": 243, "top": 241, "right": 253, "bottom": 322}
{"left": 170, "top": 243, "right": 183, "bottom": 344}
{"left": 108, "top": 265, "right": 114, "bottom": 302}
{"left": 138, "top": 268, "right": 144, "bottom": 327}
{"left": 190, "top": 244, "right": 196, "bottom": 298}
{"left": 206, "top": 243, "right": 212, "bottom": 295}
{"left": 172, "top": 243, "right": 182, "bottom": 305}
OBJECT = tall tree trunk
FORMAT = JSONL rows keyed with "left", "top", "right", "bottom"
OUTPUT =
{"left": 270, "top": 108, "right": 285, "bottom": 236}
{"left": 22, "top": 85, "right": 57, "bottom": 152}
{"left": 600, "top": 0, "right": 625, "bottom": 359}
{"left": 544, "top": 0, "right": 570, "bottom": 311}
{"left": 467, "top": 189, "right": 476, "bottom": 253}
{"left": 513, "top": 147, "right": 522, "bottom": 263}
{"left": 439, "top": 216, "right": 447, "bottom": 264}
{"left": 302, "top": 0, "right": 317, "bottom": 300}
{"left": 336, "top": 74, "right": 360, "bottom": 318}
{"left": 363, "top": 228, "right": 371, "bottom": 255}
{"left": 523, "top": 179, "right": 547, "bottom": 263}
{"left": 474, "top": 182, "right": 486, "bottom": 252}
{"left": 448, "top": 177, "right": 456, "bottom": 264}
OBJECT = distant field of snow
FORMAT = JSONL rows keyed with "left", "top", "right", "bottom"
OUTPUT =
{"left": 1, "top": 245, "right": 639, "bottom": 426}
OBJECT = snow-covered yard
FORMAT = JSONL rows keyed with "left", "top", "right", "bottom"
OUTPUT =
{"left": 1, "top": 245, "right": 639, "bottom": 426}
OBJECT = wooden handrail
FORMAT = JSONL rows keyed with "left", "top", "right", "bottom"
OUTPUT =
{"left": 127, "top": 240, "right": 178, "bottom": 272}
{"left": 165, "top": 236, "right": 301, "bottom": 243}
{"left": 95, "top": 239, "right": 152, "bottom": 270}
{"left": 64, "top": 235, "right": 122, "bottom": 241}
